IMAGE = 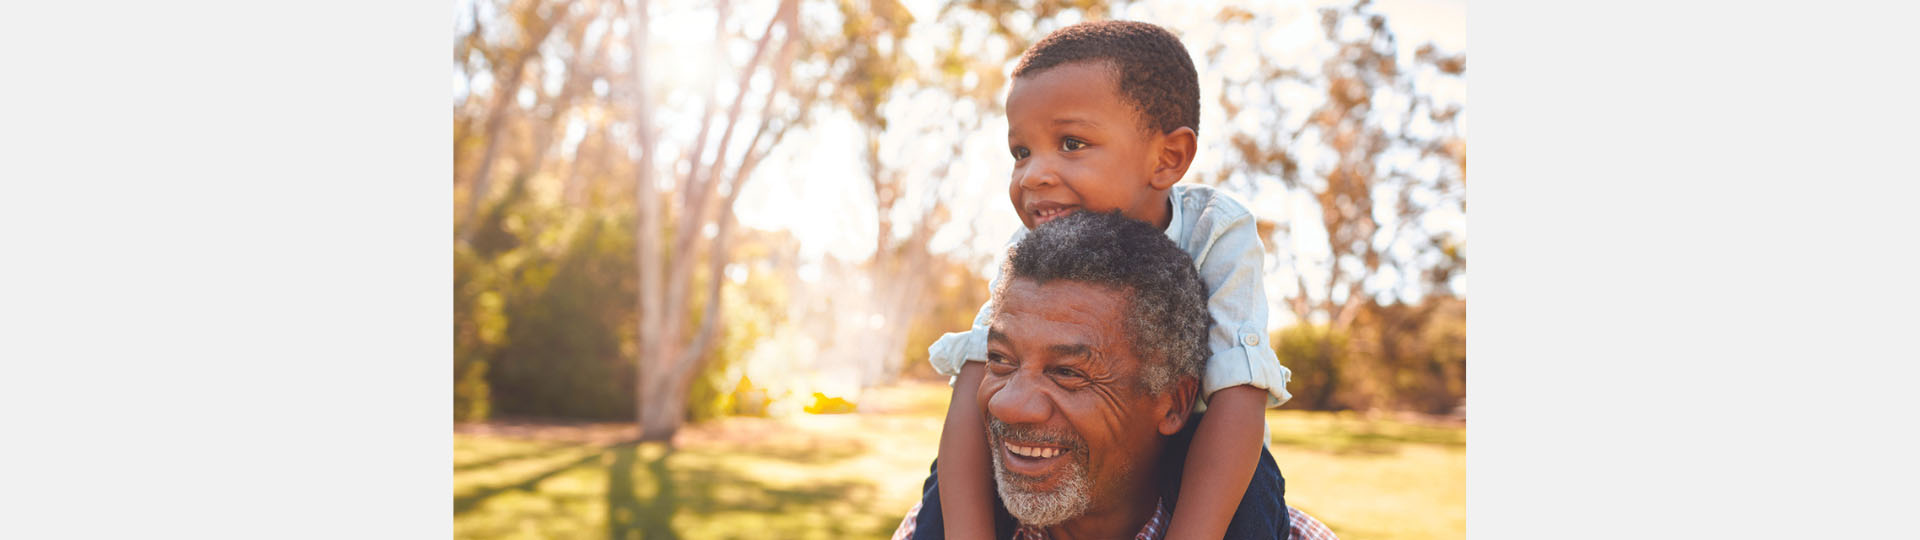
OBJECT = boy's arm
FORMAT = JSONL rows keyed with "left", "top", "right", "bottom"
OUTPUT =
{"left": 937, "top": 362, "right": 996, "bottom": 540}
{"left": 1168, "top": 193, "right": 1292, "bottom": 538}
{"left": 1165, "top": 385, "right": 1267, "bottom": 540}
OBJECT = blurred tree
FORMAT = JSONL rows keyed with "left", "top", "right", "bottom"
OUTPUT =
{"left": 456, "top": 0, "right": 571, "bottom": 236}
{"left": 814, "top": 0, "right": 929, "bottom": 387}
{"left": 451, "top": 0, "right": 1468, "bottom": 424}
{"left": 827, "top": 0, "right": 1120, "bottom": 383}
{"left": 627, "top": 0, "right": 821, "bottom": 440}
{"left": 1213, "top": 0, "right": 1465, "bottom": 328}
{"left": 685, "top": 229, "right": 798, "bottom": 422}
{"left": 454, "top": 0, "right": 826, "bottom": 435}
{"left": 1209, "top": 0, "right": 1465, "bottom": 411}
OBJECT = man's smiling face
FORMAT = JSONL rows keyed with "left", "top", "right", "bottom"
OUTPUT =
{"left": 978, "top": 277, "right": 1180, "bottom": 527}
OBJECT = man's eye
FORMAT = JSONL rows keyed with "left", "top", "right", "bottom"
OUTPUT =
{"left": 1011, "top": 147, "right": 1030, "bottom": 160}
{"left": 1050, "top": 367, "right": 1085, "bottom": 379}
{"left": 988, "top": 353, "right": 1013, "bottom": 366}
{"left": 1060, "top": 138, "right": 1087, "bottom": 152}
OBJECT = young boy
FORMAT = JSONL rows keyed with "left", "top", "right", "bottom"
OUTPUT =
{"left": 915, "top": 21, "right": 1294, "bottom": 540}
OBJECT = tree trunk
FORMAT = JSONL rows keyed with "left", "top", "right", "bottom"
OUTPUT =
{"left": 630, "top": 0, "right": 800, "bottom": 442}
{"left": 628, "top": 0, "right": 666, "bottom": 440}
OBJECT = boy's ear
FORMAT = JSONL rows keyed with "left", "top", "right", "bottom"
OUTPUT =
{"left": 1149, "top": 126, "right": 1198, "bottom": 191}
{"left": 1156, "top": 377, "right": 1199, "bottom": 436}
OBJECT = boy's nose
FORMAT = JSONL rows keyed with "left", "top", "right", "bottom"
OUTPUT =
{"left": 1017, "top": 160, "right": 1060, "bottom": 191}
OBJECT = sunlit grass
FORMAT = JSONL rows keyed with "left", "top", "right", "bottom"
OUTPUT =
{"left": 454, "top": 381, "right": 1463, "bottom": 540}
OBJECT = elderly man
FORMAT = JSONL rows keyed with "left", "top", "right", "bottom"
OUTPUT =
{"left": 893, "top": 211, "right": 1336, "bottom": 540}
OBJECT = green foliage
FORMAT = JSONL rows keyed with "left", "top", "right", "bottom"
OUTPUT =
{"left": 486, "top": 208, "right": 639, "bottom": 420}
{"left": 454, "top": 235, "right": 506, "bottom": 422}
{"left": 1360, "top": 296, "right": 1466, "bottom": 414}
{"left": 1274, "top": 295, "right": 1467, "bottom": 413}
{"left": 686, "top": 241, "right": 792, "bottom": 422}
{"left": 1273, "top": 323, "right": 1353, "bottom": 411}
{"left": 455, "top": 191, "right": 808, "bottom": 423}
{"left": 453, "top": 177, "right": 641, "bottom": 421}
{"left": 454, "top": 358, "right": 492, "bottom": 423}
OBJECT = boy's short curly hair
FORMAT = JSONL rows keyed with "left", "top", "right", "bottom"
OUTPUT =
{"left": 1012, "top": 20, "right": 1201, "bottom": 135}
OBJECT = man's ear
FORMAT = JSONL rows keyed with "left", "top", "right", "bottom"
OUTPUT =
{"left": 1157, "top": 377, "right": 1199, "bottom": 437}
{"left": 1149, "top": 126, "right": 1198, "bottom": 191}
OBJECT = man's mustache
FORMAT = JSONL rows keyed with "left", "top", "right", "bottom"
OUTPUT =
{"left": 987, "top": 417, "right": 1088, "bottom": 456}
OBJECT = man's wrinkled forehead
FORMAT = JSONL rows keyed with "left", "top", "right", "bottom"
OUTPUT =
{"left": 989, "top": 278, "right": 1134, "bottom": 357}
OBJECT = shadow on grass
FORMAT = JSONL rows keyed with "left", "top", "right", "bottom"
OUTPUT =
{"left": 600, "top": 442, "right": 888, "bottom": 539}
{"left": 459, "top": 437, "right": 896, "bottom": 539}
{"left": 605, "top": 444, "right": 678, "bottom": 540}
{"left": 454, "top": 441, "right": 583, "bottom": 473}
{"left": 454, "top": 448, "right": 612, "bottom": 514}
{"left": 690, "top": 439, "right": 868, "bottom": 467}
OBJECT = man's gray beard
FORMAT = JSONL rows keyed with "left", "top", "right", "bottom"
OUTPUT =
{"left": 988, "top": 419, "right": 1094, "bottom": 528}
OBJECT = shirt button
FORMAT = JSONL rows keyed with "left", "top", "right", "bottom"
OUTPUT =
{"left": 1242, "top": 333, "right": 1260, "bottom": 346}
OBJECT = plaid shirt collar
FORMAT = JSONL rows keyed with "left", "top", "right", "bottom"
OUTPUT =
{"left": 1009, "top": 497, "right": 1169, "bottom": 540}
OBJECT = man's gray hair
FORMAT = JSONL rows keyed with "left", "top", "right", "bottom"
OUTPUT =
{"left": 992, "top": 211, "right": 1209, "bottom": 392}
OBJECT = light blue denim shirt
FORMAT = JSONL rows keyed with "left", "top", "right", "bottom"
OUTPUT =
{"left": 927, "top": 184, "right": 1294, "bottom": 410}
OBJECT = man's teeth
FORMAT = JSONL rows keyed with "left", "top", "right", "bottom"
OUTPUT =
{"left": 1036, "top": 207, "right": 1071, "bottom": 219}
{"left": 1007, "top": 443, "right": 1062, "bottom": 459}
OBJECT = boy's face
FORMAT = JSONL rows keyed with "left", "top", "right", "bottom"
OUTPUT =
{"left": 1005, "top": 61, "right": 1189, "bottom": 231}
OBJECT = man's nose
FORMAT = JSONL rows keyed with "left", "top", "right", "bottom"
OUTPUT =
{"left": 985, "top": 371, "right": 1052, "bottom": 426}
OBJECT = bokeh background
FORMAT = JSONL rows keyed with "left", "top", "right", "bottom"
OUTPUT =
{"left": 452, "top": 0, "right": 1465, "bottom": 538}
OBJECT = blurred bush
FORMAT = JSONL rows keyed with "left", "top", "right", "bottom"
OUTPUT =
{"left": 456, "top": 176, "right": 639, "bottom": 421}
{"left": 1274, "top": 295, "right": 1466, "bottom": 413}
{"left": 452, "top": 173, "right": 815, "bottom": 423}
{"left": 1273, "top": 323, "right": 1351, "bottom": 412}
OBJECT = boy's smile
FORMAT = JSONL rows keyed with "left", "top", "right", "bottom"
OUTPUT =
{"left": 1005, "top": 61, "right": 1190, "bottom": 231}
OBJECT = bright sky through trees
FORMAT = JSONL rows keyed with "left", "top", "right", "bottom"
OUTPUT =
{"left": 720, "top": 0, "right": 1466, "bottom": 329}
{"left": 453, "top": 0, "right": 1467, "bottom": 418}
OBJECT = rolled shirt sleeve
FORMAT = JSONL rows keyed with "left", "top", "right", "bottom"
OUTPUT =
{"left": 926, "top": 304, "right": 993, "bottom": 378}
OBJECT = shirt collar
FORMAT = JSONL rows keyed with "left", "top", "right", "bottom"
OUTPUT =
{"left": 1161, "top": 186, "right": 1185, "bottom": 248}
{"left": 1010, "top": 497, "right": 1170, "bottom": 540}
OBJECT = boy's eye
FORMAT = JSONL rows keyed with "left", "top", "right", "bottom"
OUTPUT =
{"left": 1060, "top": 138, "right": 1087, "bottom": 152}
{"left": 1011, "top": 146, "right": 1030, "bottom": 160}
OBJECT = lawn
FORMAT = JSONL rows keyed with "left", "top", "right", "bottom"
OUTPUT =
{"left": 454, "top": 381, "right": 1464, "bottom": 540}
